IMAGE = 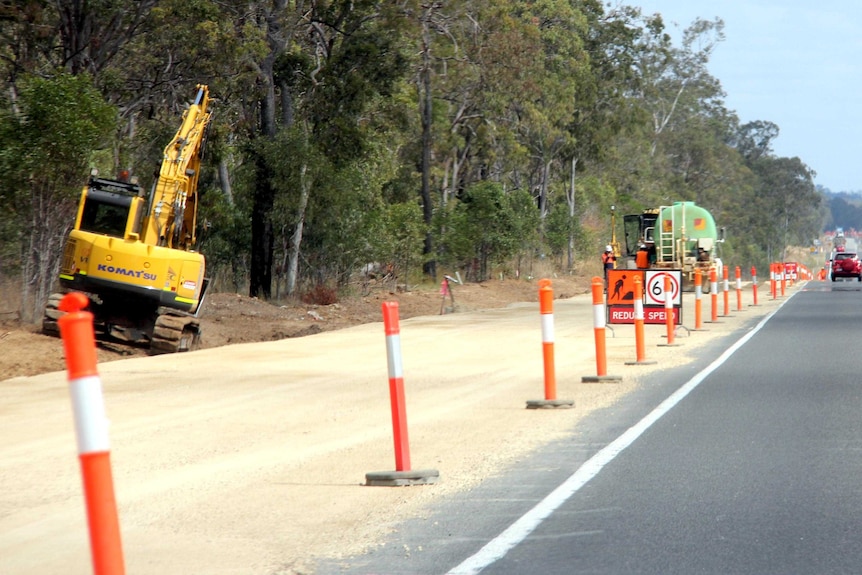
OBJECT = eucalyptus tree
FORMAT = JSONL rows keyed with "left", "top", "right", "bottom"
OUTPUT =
{"left": 0, "top": 74, "right": 115, "bottom": 321}
{"left": 622, "top": 15, "right": 757, "bottom": 222}
{"left": 747, "top": 155, "right": 819, "bottom": 261}
{"left": 0, "top": 1, "right": 153, "bottom": 320}
{"left": 512, "top": 0, "right": 584, "bottom": 223}
{"left": 730, "top": 120, "right": 822, "bottom": 263}
{"left": 634, "top": 16, "right": 725, "bottom": 159}
{"left": 560, "top": 1, "right": 653, "bottom": 267}
{"left": 437, "top": 181, "right": 539, "bottom": 281}
{"left": 411, "top": 0, "right": 537, "bottom": 278}
{"left": 732, "top": 120, "right": 780, "bottom": 163}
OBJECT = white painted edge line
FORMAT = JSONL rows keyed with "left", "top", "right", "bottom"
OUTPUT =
{"left": 445, "top": 290, "right": 797, "bottom": 575}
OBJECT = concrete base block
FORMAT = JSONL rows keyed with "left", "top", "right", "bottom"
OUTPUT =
{"left": 525, "top": 398, "right": 575, "bottom": 409}
{"left": 365, "top": 469, "right": 439, "bottom": 487}
{"left": 624, "top": 360, "right": 658, "bottom": 366}
{"left": 581, "top": 374, "right": 623, "bottom": 383}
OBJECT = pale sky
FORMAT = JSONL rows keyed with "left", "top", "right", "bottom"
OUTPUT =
{"left": 631, "top": 0, "right": 862, "bottom": 192}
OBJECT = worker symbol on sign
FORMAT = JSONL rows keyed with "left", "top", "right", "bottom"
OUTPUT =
{"left": 645, "top": 270, "right": 682, "bottom": 306}
{"left": 611, "top": 274, "right": 627, "bottom": 300}
{"left": 606, "top": 270, "right": 639, "bottom": 302}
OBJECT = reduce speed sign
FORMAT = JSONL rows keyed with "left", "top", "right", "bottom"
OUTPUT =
{"left": 645, "top": 270, "right": 682, "bottom": 305}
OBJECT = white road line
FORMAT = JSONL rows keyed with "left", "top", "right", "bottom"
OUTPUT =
{"left": 445, "top": 292, "right": 794, "bottom": 575}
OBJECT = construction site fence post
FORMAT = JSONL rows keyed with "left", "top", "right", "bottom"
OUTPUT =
{"left": 58, "top": 292, "right": 126, "bottom": 575}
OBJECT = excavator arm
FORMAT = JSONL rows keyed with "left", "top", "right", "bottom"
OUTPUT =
{"left": 142, "top": 84, "right": 212, "bottom": 250}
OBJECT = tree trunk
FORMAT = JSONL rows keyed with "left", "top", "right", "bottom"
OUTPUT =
{"left": 420, "top": 18, "right": 435, "bottom": 280}
{"left": 21, "top": 186, "right": 72, "bottom": 323}
{"left": 539, "top": 159, "right": 552, "bottom": 219}
{"left": 286, "top": 163, "right": 310, "bottom": 295}
{"left": 249, "top": 41, "right": 279, "bottom": 299}
{"left": 567, "top": 157, "right": 577, "bottom": 270}
{"left": 250, "top": 145, "right": 275, "bottom": 299}
{"left": 218, "top": 158, "right": 233, "bottom": 205}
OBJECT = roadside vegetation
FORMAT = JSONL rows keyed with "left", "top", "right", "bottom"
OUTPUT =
{"left": 0, "top": 1, "right": 830, "bottom": 323}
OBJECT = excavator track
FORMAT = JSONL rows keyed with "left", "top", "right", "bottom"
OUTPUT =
{"left": 41, "top": 293, "right": 65, "bottom": 337}
{"left": 150, "top": 310, "right": 201, "bottom": 355}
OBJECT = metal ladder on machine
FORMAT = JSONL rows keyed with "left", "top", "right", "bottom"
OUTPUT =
{"left": 657, "top": 205, "right": 676, "bottom": 264}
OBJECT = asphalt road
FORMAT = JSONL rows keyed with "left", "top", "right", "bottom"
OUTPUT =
{"left": 319, "top": 280, "right": 862, "bottom": 575}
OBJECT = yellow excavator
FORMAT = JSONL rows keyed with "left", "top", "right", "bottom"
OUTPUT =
{"left": 43, "top": 85, "right": 213, "bottom": 353}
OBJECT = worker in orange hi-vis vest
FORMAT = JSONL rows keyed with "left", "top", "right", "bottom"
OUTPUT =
{"left": 602, "top": 245, "right": 616, "bottom": 282}
{"left": 635, "top": 243, "right": 650, "bottom": 269}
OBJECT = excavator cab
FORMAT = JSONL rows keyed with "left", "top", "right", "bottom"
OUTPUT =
{"left": 622, "top": 213, "right": 658, "bottom": 257}
{"left": 76, "top": 173, "right": 145, "bottom": 240}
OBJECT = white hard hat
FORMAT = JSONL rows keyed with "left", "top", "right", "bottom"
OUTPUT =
{"left": 605, "top": 245, "right": 612, "bottom": 251}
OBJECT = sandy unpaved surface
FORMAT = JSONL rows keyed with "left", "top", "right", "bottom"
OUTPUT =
{"left": 0, "top": 281, "right": 795, "bottom": 575}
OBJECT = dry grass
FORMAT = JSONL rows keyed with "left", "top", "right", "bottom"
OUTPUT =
{"left": 0, "top": 276, "right": 20, "bottom": 321}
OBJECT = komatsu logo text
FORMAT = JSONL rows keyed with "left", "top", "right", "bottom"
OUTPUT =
{"left": 97, "top": 264, "right": 156, "bottom": 281}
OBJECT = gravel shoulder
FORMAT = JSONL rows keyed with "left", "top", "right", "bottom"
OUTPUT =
{"left": 0, "top": 278, "right": 794, "bottom": 575}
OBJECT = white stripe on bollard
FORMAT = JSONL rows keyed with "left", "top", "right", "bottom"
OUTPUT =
{"left": 385, "top": 334, "right": 403, "bottom": 378}
{"left": 541, "top": 315, "right": 554, "bottom": 343}
{"left": 592, "top": 304, "right": 605, "bottom": 329}
{"left": 69, "top": 375, "right": 111, "bottom": 455}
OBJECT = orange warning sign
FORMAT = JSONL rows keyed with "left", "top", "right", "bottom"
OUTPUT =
{"left": 606, "top": 270, "right": 644, "bottom": 304}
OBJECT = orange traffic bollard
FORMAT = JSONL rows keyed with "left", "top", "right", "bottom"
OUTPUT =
{"left": 662, "top": 274, "right": 676, "bottom": 345}
{"left": 527, "top": 280, "right": 573, "bottom": 408}
{"left": 780, "top": 263, "right": 786, "bottom": 296}
{"left": 722, "top": 264, "right": 730, "bottom": 316}
{"left": 635, "top": 276, "right": 647, "bottom": 361}
{"left": 735, "top": 266, "right": 743, "bottom": 311}
{"left": 592, "top": 277, "right": 608, "bottom": 376}
{"left": 539, "top": 279, "right": 556, "bottom": 400}
{"left": 58, "top": 293, "right": 126, "bottom": 575}
{"left": 769, "top": 263, "right": 778, "bottom": 299}
{"left": 710, "top": 267, "right": 719, "bottom": 322}
{"left": 366, "top": 303, "right": 438, "bottom": 486}
{"left": 625, "top": 275, "right": 656, "bottom": 366}
{"left": 382, "top": 302, "right": 410, "bottom": 472}
{"left": 582, "top": 277, "right": 621, "bottom": 383}
{"left": 694, "top": 269, "right": 703, "bottom": 330}
{"left": 751, "top": 266, "right": 759, "bottom": 306}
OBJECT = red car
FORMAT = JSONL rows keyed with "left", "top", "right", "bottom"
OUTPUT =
{"left": 831, "top": 252, "right": 862, "bottom": 281}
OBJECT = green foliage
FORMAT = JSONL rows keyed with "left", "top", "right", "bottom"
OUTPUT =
{"left": 254, "top": 126, "right": 395, "bottom": 290}
{"left": 0, "top": 74, "right": 116, "bottom": 198}
{"left": 197, "top": 187, "right": 252, "bottom": 292}
{"left": 436, "top": 183, "right": 540, "bottom": 281}
{"left": 376, "top": 202, "right": 426, "bottom": 281}
{"left": 0, "top": 72, "right": 116, "bottom": 320}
